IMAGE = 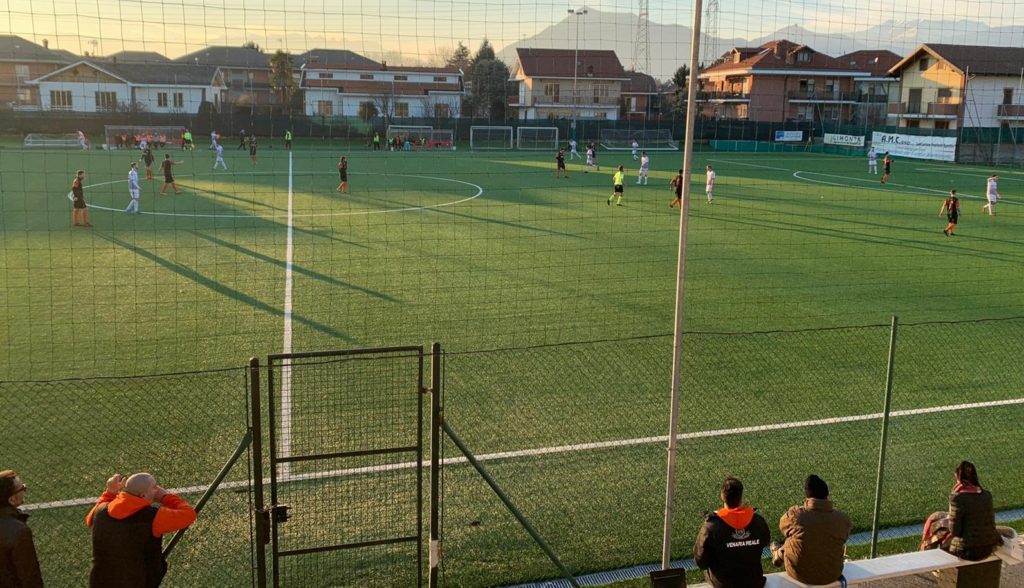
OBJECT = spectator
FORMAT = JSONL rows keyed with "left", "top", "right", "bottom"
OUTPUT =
{"left": 694, "top": 477, "right": 771, "bottom": 588}
{"left": 86, "top": 473, "right": 197, "bottom": 588}
{"left": 771, "top": 475, "right": 851, "bottom": 585}
{"left": 0, "top": 470, "right": 44, "bottom": 588}
{"left": 921, "top": 461, "right": 1001, "bottom": 560}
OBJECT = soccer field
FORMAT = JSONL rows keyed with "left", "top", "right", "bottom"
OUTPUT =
{"left": 1, "top": 142, "right": 1022, "bottom": 586}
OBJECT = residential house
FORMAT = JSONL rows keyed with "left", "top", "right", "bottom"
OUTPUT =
{"left": 697, "top": 40, "right": 868, "bottom": 124}
{"left": 839, "top": 50, "right": 901, "bottom": 126}
{"left": 299, "top": 49, "right": 463, "bottom": 119}
{"left": 509, "top": 48, "right": 629, "bottom": 120}
{"left": 887, "top": 44, "right": 1024, "bottom": 130}
{"left": 101, "top": 51, "right": 172, "bottom": 65}
{"left": 30, "top": 60, "right": 223, "bottom": 113}
{"left": 0, "top": 35, "right": 71, "bottom": 109}
{"left": 176, "top": 46, "right": 271, "bottom": 111}
{"left": 621, "top": 70, "right": 660, "bottom": 120}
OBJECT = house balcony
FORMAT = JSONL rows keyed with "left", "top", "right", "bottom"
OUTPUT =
{"left": 530, "top": 96, "right": 619, "bottom": 108}
{"left": 857, "top": 93, "right": 890, "bottom": 103}
{"left": 787, "top": 91, "right": 859, "bottom": 103}
{"left": 997, "top": 104, "right": 1024, "bottom": 120}
{"left": 696, "top": 91, "right": 750, "bottom": 102}
{"left": 887, "top": 101, "right": 960, "bottom": 118}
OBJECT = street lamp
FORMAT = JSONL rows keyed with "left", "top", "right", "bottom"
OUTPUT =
{"left": 568, "top": 7, "right": 587, "bottom": 140}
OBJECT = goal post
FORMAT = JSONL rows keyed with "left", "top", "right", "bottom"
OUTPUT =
{"left": 426, "top": 129, "right": 455, "bottom": 149}
{"left": 599, "top": 128, "right": 679, "bottom": 151}
{"left": 386, "top": 125, "right": 433, "bottom": 142}
{"left": 516, "top": 126, "right": 559, "bottom": 151}
{"left": 23, "top": 133, "right": 81, "bottom": 149}
{"left": 469, "top": 126, "right": 514, "bottom": 150}
{"left": 104, "top": 125, "right": 186, "bottom": 149}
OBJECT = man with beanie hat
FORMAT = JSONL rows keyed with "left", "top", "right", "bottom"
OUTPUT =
{"left": 0, "top": 469, "right": 44, "bottom": 588}
{"left": 694, "top": 477, "right": 771, "bottom": 587}
{"left": 772, "top": 474, "right": 852, "bottom": 585}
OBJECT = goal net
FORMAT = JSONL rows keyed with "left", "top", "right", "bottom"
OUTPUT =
{"left": 516, "top": 126, "right": 559, "bottom": 151}
{"left": 386, "top": 125, "right": 433, "bottom": 143}
{"left": 426, "top": 129, "right": 455, "bottom": 149}
{"left": 104, "top": 125, "right": 186, "bottom": 149}
{"left": 599, "top": 129, "right": 679, "bottom": 151}
{"left": 470, "top": 126, "right": 514, "bottom": 150}
{"left": 23, "top": 133, "right": 81, "bottom": 148}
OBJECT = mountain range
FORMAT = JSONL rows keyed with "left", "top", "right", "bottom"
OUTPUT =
{"left": 495, "top": 9, "right": 1024, "bottom": 81}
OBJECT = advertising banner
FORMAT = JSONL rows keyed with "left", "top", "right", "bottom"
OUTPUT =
{"left": 871, "top": 132, "right": 957, "bottom": 162}
{"left": 824, "top": 133, "right": 865, "bottom": 147}
{"left": 774, "top": 130, "right": 804, "bottom": 142}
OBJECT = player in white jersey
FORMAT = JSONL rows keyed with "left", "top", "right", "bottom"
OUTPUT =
{"left": 584, "top": 146, "right": 595, "bottom": 172}
{"left": 705, "top": 165, "right": 716, "bottom": 203}
{"left": 78, "top": 130, "right": 89, "bottom": 150}
{"left": 124, "top": 163, "right": 141, "bottom": 214}
{"left": 569, "top": 138, "right": 581, "bottom": 160}
{"left": 631, "top": 139, "right": 640, "bottom": 160}
{"left": 868, "top": 146, "right": 878, "bottom": 174}
{"left": 210, "top": 130, "right": 219, "bottom": 150}
{"left": 213, "top": 143, "right": 227, "bottom": 170}
{"left": 982, "top": 174, "right": 1000, "bottom": 216}
{"left": 637, "top": 151, "right": 650, "bottom": 185}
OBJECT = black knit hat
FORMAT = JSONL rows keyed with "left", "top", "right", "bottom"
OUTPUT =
{"left": 804, "top": 474, "right": 829, "bottom": 499}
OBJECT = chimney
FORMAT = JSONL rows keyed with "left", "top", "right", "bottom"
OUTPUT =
{"left": 42, "top": 39, "right": 49, "bottom": 49}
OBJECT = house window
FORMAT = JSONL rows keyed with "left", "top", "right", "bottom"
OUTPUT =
{"left": 918, "top": 57, "right": 929, "bottom": 71}
{"left": 393, "top": 75, "right": 408, "bottom": 81}
{"left": 434, "top": 103, "right": 450, "bottom": 118}
{"left": 317, "top": 73, "right": 333, "bottom": 79}
{"left": 157, "top": 93, "right": 168, "bottom": 107}
{"left": 906, "top": 120, "right": 920, "bottom": 128}
{"left": 936, "top": 88, "right": 953, "bottom": 103}
{"left": 394, "top": 102, "right": 409, "bottom": 117}
{"left": 797, "top": 105, "right": 814, "bottom": 120}
{"left": 433, "top": 76, "right": 448, "bottom": 82}
{"left": 316, "top": 100, "right": 333, "bottom": 116}
{"left": 934, "top": 121, "right": 950, "bottom": 129}
{"left": 15, "top": 64, "right": 30, "bottom": 81}
{"left": 95, "top": 91, "right": 117, "bottom": 111}
{"left": 50, "top": 90, "right": 72, "bottom": 110}
{"left": 593, "top": 83, "right": 609, "bottom": 104}
{"left": 543, "top": 83, "right": 560, "bottom": 102}
{"left": 359, "top": 74, "right": 374, "bottom": 80}
{"left": 798, "top": 79, "right": 815, "bottom": 95}
{"left": 16, "top": 88, "right": 31, "bottom": 103}
{"left": 1004, "top": 89, "right": 1014, "bottom": 105}
{"left": 173, "top": 93, "right": 184, "bottom": 108}
{"left": 797, "top": 51, "right": 811, "bottom": 63}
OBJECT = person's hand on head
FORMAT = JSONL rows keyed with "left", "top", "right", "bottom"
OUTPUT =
{"left": 106, "top": 474, "right": 123, "bottom": 494}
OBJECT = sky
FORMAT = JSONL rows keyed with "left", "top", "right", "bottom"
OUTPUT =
{"left": 2, "top": 0, "right": 1022, "bottom": 64}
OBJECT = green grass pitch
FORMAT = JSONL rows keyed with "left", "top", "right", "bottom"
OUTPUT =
{"left": 1, "top": 140, "right": 1022, "bottom": 586}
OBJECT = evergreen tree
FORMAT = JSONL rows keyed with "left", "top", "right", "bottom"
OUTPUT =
{"left": 446, "top": 42, "right": 471, "bottom": 71}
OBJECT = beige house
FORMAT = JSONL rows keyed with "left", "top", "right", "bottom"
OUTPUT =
{"left": 887, "top": 44, "right": 1024, "bottom": 130}
{"left": 509, "top": 48, "right": 629, "bottom": 120}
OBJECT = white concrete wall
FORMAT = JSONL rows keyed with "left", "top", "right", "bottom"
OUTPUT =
{"left": 305, "top": 90, "right": 463, "bottom": 118}
{"left": 133, "top": 86, "right": 208, "bottom": 114}
{"left": 964, "top": 75, "right": 1024, "bottom": 128}
{"left": 305, "top": 68, "right": 456, "bottom": 84}
{"left": 38, "top": 81, "right": 128, "bottom": 112}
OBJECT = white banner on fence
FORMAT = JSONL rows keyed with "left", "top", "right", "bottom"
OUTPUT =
{"left": 871, "top": 132, "right": 957, "bottom": 162}
{"left": 824, "top": 133, "right": 865, "bottom": 147}
{"left": 774, "top": 130, "right": 804, "bottom": 142}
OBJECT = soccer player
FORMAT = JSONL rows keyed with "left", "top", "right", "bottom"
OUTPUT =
{"left": 78, "top": 130, "right": 89, "bottom": 150}
{"left": 982, "top": 174, "right": 999, "bottom": 216}
{"left": 939, "top": 189, "right": 960, "bottom": 236}
{"left": 631, "top": 139, "right": 640, "bottom": 161}
{"left": 705, "top": 165, "right": 716, "bottom": 204}
{"left": 590, "top": 143, "right": 600, "bottom": 171}
{"left": 372, "top": 132, "right": 381, "bottom": 151}
{"left": 141, "top": 146, "right": 155, "bottom": 180}
{"left": 608, "top": 165, "right": 625, "bottom": 206}
{"left": 637, "top": 151, "right": 650, "bottom": 185}
{"left": 584, "top": 145, "right": 595, "bottom": 173}
{"left": 337, "top": 156, "right": 349, "bottom": 193}
{"left": 238, "top": 129, "right": 247, "bottom": 150}
{"left": 284, "top": 130, "right": 293, "bottom": 151}
{"left": 569, "top": 138, "right": 581, "bottom": 160}
{"left": 868, "top": 146, "right": 878, "bottom": 175}
{"left": 210, "top": 130, "right": 219, "bottom": 150}
{"left": 670, "top": 168, "right": 683, "bottom": 208}
{"left": 71, "top": 169, "right": 90, "bottom": 226}
{"left": 880, "top": 153, "right": 893, "bottom": 184}
{"left": 213, "top": 143, "right": 227, "bottom": 170}
{"left": 160, "top": 154, "right": 183, "bottom": 194}
{"left": 249, "top": 136, "right": 258, "bottom": 165}
{"left": 125, "top": 163, "right": 141, "bottom": 214}
{"left": 555, "top": 148, "right": 568, "bottom": 178}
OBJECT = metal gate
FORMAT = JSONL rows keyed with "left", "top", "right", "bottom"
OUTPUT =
{"left": 260, "top": 346, "right": 427, "bottom": 587}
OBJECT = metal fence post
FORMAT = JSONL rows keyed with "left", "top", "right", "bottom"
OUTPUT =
{"left": 429, "top": 342, "right": 442, "bottom": 588}
{"left": 870, "top": 316, "right": 898, "bottom": 558}
{"left": 249, "top": 357, "right": 268, "bottom": 588}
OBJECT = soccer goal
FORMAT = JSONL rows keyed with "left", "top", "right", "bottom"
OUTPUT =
{"left": 516, "top": 126, "right": 559, "bottom": 150}
{"left": 426, "top": 129, "right": 455, "bottom": 149}
{"left": 23, "top": 133, "right": 81, "bottom": 148}
{"left": 386, "top": 125, "right": 433, "bottom": 143}
{"left": 470, "top": 126, "right": 514, "bottom": 150}
{"left": 104, "top": 125, "right": 186, "bottom": 149}
{"left": 599, "top": 129, "right": 679, "bottom": 151}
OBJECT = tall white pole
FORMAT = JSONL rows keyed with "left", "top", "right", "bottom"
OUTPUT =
{"left": 661, "top": 0, "right": 703, "bottom": 570}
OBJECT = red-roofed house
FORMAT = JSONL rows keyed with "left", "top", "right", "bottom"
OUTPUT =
{"left": 839, "top": 50, "right": 901, "bottom": 126}
{"left": 697, "top": 40, "right": 868, "bottom": 123}
{"left": 509, "top": 48, "right": 630, "bottom": 120}
{"left": 621, "top": 70, "right": 660, "bottom": 120}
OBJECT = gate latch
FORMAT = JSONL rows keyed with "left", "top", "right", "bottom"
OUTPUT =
{"left": 272, "top": 504, "right": 291, "bottom": 524}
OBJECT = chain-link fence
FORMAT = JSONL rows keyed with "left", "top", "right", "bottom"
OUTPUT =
{"left": 437, "top": 317, "right": 1024, "bottom": 587}
{"left": 0, "top": 367, "right": 255, "bottom": 588}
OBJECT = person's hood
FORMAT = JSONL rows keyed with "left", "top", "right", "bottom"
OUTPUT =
{"left": 715, "top": 506, "right": 755, "bottom": 530}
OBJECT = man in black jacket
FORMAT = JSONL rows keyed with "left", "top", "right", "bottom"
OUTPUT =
{"left": 0, "top": 470, "right": 44, "bottom": 588}
{"left": 694, "top": 477, "right": 771, "bottom": 588}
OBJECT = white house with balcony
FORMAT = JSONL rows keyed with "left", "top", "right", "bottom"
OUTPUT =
{"left": 509, "top": 48, "right": 629, "bottom": 120}
{"left": 30, "top": 60, "right": 223, "bottom": 113}
{"left": 886, "top": 44, "right": 1024, "bottom": 130}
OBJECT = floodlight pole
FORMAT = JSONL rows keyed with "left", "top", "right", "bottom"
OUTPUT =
{"left": 661, "top": 0, "right": 703, "bottom": 570}
{"left": 569, "top": 8, "right": 587, "bottom": 140}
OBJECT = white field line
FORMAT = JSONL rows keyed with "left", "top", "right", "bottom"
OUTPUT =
{"left": 22, "top": 397, "right": 1024, "bottom": 512}
{"left": 279, "top": 152, "right": 295, "bottom": 480}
